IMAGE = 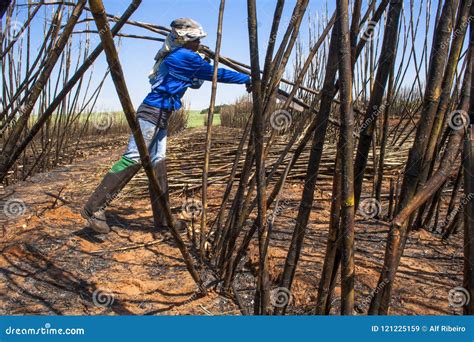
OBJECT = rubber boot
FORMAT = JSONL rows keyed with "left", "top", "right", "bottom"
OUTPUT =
{"left": 149, "top": 159, "right": 187, "bottom": 234}
{"left": 82, "top": 157, "right": 141, "bottom": 233}
{"left": 149, "top": 159, "right": 169, "bottom": 229}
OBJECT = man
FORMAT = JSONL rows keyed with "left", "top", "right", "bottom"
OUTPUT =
{"left": 81, "top": 18, "right": 251, "bottom": 234}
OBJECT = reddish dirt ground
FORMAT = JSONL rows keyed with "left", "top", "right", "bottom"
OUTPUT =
{"left": 0, "top": 128, "right": 465, "bottom": 315}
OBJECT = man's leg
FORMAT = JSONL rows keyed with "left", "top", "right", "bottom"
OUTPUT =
{"left": 147, "top": 128, "right": 187, "bottom": 234}
{"left": 82, "top": 119, "right": 157, "bottom": 233}
{"left": 147, "top": 127, "right": 169, "bottom": 229}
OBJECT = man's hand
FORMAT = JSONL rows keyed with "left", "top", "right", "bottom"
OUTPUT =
{"left": 246, "top": 81, "right": 253, "bottom": 93}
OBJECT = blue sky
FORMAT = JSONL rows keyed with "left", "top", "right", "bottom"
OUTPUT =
{"left": 5, "top": 0, "right": 440, "bottom": 112}
{"left": 91, "top": 0, "right": 337, "bottom": 111}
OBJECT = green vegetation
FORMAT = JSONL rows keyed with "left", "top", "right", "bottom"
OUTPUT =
{"left": 199, "top": 104, "right": 229, "bottom": 114}
{"left": 187, "top": 110, "right": 221, "bottom": 128}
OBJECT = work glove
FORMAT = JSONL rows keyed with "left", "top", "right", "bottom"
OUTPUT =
{"left": 191, "top": 78, "right": 204, "bottom": 89}
{"left": 245, "top": 81, "right": 253, "bottom": 93}
{"left": 197, "top": 51, "right": 211, "bottom": 63}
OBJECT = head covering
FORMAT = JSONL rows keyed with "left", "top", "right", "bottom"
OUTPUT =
{"left": 170, "top": 18, "right": 207, "bottom": 44}
{"left": 149, "top": 18, "right": 207, "bottom": 83}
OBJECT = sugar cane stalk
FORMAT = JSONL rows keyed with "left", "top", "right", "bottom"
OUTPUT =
{"left": 201, "top": 0, "right": 225, "bottom": 259}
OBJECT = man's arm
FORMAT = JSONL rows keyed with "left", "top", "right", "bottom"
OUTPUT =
{"left": 194, "top": 61, "right": 251, "bottom": 84}
{"left": 166, "top": 50, "right": 250, "bottom": 84}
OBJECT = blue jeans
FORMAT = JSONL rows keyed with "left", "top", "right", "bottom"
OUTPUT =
{"left": 123, "top": 118, "right": 167, "bottom": 165}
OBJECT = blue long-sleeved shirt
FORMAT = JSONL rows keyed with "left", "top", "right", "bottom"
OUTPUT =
{"left": 143, "top": 47, "right": 250, "bottom": 111}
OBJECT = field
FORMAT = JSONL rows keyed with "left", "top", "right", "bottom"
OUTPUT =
{"left": 0, "top": 127, "right": 465, "bottom": 315}
{"left": 187, "top": 110, "right": 221, "bottom": 128}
